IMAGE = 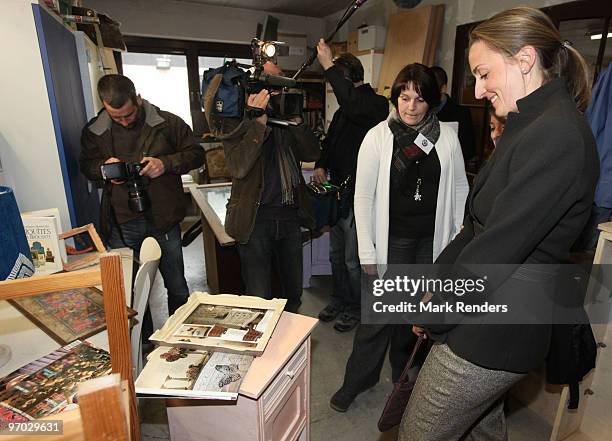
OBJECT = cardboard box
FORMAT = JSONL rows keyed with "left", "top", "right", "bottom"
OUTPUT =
{"left": 358, "top": 25, "right": 386, "bottom": 51}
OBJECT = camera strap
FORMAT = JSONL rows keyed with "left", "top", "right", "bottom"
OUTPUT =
{"left": 110, "top": 201, "right": 129, "bottom": 248}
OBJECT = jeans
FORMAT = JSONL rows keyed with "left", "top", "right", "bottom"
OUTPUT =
{"left": 237, "top": 217, "right": 303, "bottom": 313}
{"left": 109, "top": 216, "right": 189, "bottom": 315}
{"left": 387, "top": 235, "right": 434, "bottom": 265}
{"left": 340, "top": 236, "right": 433, "bottom": 393}
{"left": 329, "top": 208, "right": 361, "bottom": 317}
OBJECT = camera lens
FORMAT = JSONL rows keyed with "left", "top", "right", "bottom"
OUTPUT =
{"left": 125, "top": 165, "right": 150, "bottom": 213}
{"left": 128, "top": 186, "right": 150, "bottom": 213}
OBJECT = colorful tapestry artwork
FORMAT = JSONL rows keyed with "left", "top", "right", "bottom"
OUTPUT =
{"left": 10, "top": 288, "right": 133, "bottom": 344}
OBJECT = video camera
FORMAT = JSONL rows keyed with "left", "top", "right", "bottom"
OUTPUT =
{"left": 201, "top": 38, "right": 303, "bottom": 130}
{"left": 245, "top": 39, "right": 304, "bottom": 123}
{"left": 246, "top": 38, "right": 294, "bottom": 92}
{"left": 100, "top": 161, "right": 150, "bottom": 213}
{"left": 202, "top": 1, "right": 370, "bottom": 136}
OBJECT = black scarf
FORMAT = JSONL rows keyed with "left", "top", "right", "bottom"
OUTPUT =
{"left": 388, "top": 108, "right": 440, "bottom": 191}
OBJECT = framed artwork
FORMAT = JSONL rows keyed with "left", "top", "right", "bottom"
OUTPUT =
{"left": 10, "top": 287, "right": 136, "bottom": 345}
{"left": 150, "top": 292, "right": 286, "bottom": 355}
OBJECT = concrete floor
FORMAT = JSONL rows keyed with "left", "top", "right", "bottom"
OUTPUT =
{"left": 138, "top": 232, "right": 597, "bottom": 441}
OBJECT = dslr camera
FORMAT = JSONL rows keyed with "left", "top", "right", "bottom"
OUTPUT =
{"left": 100, "top": 161, "right": 150, "bottom": 213}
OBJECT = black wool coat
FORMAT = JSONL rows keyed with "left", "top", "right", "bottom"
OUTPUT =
{"left": 429, "top": 79, "right": 599, "bottom": 373}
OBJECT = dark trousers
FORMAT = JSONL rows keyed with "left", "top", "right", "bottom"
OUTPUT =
{"left": 237, "top": 217, "right": 303, "bottom": 313}
{"left": 340, "top": 236, "right": 433, "bottom": 393}
{"left": 329, "top": 208, "right": 361, "bottom": 317}
{"left": 109, "top": 216, "right": 189, "bottom": 315}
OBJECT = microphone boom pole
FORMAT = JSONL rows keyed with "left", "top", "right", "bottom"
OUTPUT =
{"left": 292, "top": 0, "right": 368, "bottom": 80}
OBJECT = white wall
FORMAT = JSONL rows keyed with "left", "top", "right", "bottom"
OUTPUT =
{"left": 82, "top": 0, "right": 326, "bottom": 48}
{"left": 324, "top": 0, "right": 571, "bottom": 85}
{"left": 0, "top": 0, "right": 72, "bottom": 231}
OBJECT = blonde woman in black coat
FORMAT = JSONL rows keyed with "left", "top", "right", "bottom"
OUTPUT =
{"left": 400, "top": 7, "right": 598, "bottom": 441}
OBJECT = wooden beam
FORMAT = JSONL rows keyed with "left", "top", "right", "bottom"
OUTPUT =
{"left": 0, "top": 267, "right": 101, "bottom": 301}
{"left": 598, "top": 221, "right": 612, "bottom": 235}
{"left": 377, "top": 6, "right": 443, "bottom": 95}
{"left": 100, "top": 253, "right": 140, "bottom": 441}
{"left": 78, "top": 374, "right": 129, "bottom": 441}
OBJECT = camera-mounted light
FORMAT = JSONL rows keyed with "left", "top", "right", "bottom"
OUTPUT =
{"left": 262, "top": 42, "right": 276, "bottom": 58}
{"left": 251, "top": 38, "right": 289, "bottom": 66}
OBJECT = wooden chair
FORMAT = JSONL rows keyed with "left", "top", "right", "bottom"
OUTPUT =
{"left": 0, "top": 253, "right": 139, "bottom": 441}
{"left": 131, "top": 237, "right": 162, "bottom": 375}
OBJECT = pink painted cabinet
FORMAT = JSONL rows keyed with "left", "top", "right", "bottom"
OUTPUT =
{"left": 166, "top": 313, "right": 318, "bottom": 441}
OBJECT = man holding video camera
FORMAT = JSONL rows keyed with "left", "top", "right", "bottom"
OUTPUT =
{"left": 313, "top": 39, "right": 389, "bottom": 332}
{"left": 79, "top": 74, "right": 204, "bottom": 314}
{"left": 220, "top": 62, "right": 320, "bottom": 313}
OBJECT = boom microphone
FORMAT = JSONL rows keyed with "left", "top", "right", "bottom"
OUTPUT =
{"left": 293, "top": 0, "right": 370, "bottom": 80}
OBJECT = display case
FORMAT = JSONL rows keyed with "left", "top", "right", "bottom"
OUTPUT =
{"left": 189, "top": 182, "right": 332, "bottom": 292}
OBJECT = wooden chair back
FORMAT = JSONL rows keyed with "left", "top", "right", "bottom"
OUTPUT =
{"left": 131, "top": 237, "right": 162, "bottom": 375}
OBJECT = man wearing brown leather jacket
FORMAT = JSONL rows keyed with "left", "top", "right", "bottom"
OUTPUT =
{"left": 222, "top": 63, "right": 320, "bottom": 312}
{"left": 80, "top": 74, "right": 204, "bottom": 314}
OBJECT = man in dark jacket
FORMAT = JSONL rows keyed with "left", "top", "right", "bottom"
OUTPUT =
{"left": 221, "top": 62, "right": 320, "bottom": 313}
{"left": 314, "top": 39, "right": 389, "bottom": 332}
{"left": 80, "top": 74, "right": 204, "bottom": 314}
{"left": 431, "top": 66, "right": 476, "bottom": 160}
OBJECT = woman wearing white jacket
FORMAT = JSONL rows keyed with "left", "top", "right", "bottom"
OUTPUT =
{"left": 330, "top": 63, "right": 468, "bottom": 413}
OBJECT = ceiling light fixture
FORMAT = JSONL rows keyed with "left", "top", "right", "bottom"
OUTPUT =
{"left": 590, "top": 32, "right": 611, "bottom": 40}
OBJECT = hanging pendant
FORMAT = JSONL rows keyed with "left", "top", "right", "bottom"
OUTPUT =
{"left": 414, "top": 178, "right": 422, "bottom": 201}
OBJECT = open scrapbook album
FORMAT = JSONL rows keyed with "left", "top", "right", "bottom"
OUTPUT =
{"left": 149, "top": 292, "right": 286, "bottom": 356}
